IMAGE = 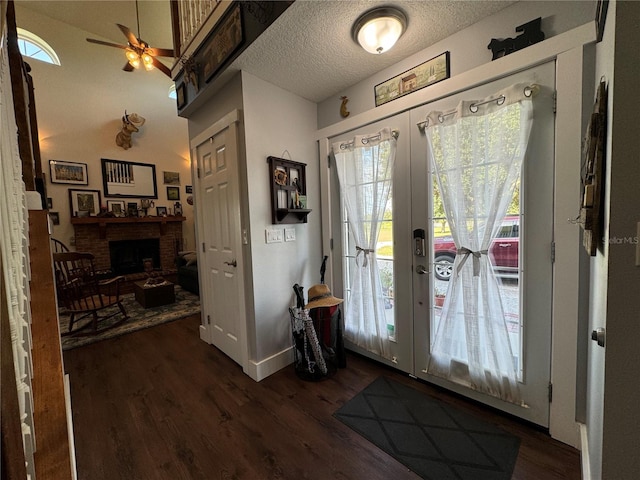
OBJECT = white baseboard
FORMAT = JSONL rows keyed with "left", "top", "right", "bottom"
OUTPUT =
{"left": 578, "top": 422, "right": 591, "bottom": 480}
{"left": 199, "top": 324, "right": 211, "bottom": 344}
{"left": 245, "top": 346, "right": 294, "bottom": 382}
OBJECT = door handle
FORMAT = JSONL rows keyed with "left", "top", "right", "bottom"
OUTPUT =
{"left": 415, "top": 265, "right": 427, "bottom": 275}
{"left": 499, "top": 243, "right": 511, "bottom": 247}
{"left": 224, "top": 260, "right": 237, "bottom": 267}
{"left": 591, "top": 327, "right": 605, "bottom": 347}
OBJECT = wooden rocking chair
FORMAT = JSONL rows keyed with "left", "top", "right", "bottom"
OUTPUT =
{"left": 53, "top": 252, "right": 129, "bottom": 335}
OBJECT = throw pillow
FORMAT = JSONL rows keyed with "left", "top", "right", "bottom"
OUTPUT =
{"left": 183, "top": 252, "right": 197, "bottom": 266}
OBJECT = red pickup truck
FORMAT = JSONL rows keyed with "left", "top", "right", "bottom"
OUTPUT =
{"left": 433, "top": 216, "right": 519, "bottom": 281}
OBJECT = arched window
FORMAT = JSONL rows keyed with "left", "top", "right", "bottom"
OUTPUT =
{"left": 16, "top": 28, "right": 60, "bottom": 66}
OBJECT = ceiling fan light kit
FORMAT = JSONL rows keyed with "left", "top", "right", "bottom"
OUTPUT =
{"left": 86, "top": 0, "right": 174, "bottom": 77}
{"left": 352, "top": 6, "right": 407, "bottom": 54}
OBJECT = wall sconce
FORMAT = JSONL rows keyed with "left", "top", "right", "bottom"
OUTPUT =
{"left": 352, "top": 7, "right": 407, "bottom": 54}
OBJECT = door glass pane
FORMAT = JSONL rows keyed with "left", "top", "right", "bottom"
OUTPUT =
{"left": 430, "top": 172, "right": 523, "bottom": 379}
{"left": 342, "top": 189, "right": 396, "bottom": 341}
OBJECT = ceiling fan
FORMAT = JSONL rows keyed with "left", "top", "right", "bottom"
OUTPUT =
{"left": 86, "top": 1, "right": 174, "bottom": 77}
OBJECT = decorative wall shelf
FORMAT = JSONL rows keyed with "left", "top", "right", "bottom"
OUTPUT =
{"left": 268, "top": 156, "right": 311, "bottom": 224}
{"left": 276, "top": 208, "right": 311, "bottom": 223}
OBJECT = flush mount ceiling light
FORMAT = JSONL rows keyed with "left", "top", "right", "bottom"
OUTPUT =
{"left": 352, "top": 6, "right": 407, "bottom": 54}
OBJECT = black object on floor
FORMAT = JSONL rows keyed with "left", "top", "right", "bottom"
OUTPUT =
{"left": 334, "top": 376, "right": 520, "bottom": 480}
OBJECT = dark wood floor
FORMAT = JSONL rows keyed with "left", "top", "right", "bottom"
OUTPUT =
{"left": 64, "top": 314, "right": 581, "bottom": 480}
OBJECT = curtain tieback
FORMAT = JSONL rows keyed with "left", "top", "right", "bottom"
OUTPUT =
{"left": 355, "top": 246, "right": 375, "bottom": 267}
{"left": 456, "top": 247, "right": 488, "bottom": 276}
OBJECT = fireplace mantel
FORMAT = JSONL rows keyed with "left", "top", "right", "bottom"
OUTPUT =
{"left": 71, "top": 216, "right": 185, "bottom": 238}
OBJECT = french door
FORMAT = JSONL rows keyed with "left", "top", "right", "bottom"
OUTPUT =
{"left": 330, "top": 62, "right": 555, "bottom": 426}
{"left": 330, "top": 113, "right": 414, "bottom": 374}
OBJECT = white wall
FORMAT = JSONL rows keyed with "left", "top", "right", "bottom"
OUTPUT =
{"left": 185, "top": 71, "right": 319, "bottom": 368}
{"left": 241, "top": 71, "right": 320, "bottom": 361}
{"left": 598, "top": 2, "right": 640, "bottom": 478}
{"left": 15, "top": 5, "right": 194, "bottom": 251}
{"left": 317, "top": 0, "right": 594, "bottom": 127}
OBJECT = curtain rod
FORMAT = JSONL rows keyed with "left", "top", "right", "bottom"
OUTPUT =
{"left": 416, "top": 84, "right": 538, "bottom": 130}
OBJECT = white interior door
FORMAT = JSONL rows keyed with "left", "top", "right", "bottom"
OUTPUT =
{"left": 193, "top": 113, "right": 246, "bottom": 367}
{"left": 410, "top": 62, "right": 556, "bottom": 426}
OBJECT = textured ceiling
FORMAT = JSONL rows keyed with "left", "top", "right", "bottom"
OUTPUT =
{"left": 235, "top": 0, "right": 516, "bottom": 102}
{"left": 17, "top": 0, "right": 516, "bottom": 103}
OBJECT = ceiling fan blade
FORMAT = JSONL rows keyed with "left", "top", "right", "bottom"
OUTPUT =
{"left": 146, "top": 47, "right": 175, "bottom": 58}
{"left": 123, "top": 62, "right": 134, "bottom": 72}
{"left": 151, "top": 57, "right": 172, "bottom": 78}
{"left": 117, "top": 23, "right": 140, "bottom": 48}
{"left": 86, "top": 38, "right": 128, "bottom": 49}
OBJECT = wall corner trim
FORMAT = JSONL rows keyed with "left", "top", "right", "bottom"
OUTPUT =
{"left": 245, "top": 347, "right": 294, "bottom": 382}
{"left": 579, "top": 422, "right": 591, "bottom": 479}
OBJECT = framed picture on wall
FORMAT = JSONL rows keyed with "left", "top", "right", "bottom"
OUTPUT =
{"left": 167, "top": 186, "right": 180, "bottom": 200}
{"left": 50, "top": 160, "right": 88, "bottom": 185}
{"left": 176, "top": 83, "right": 187, "bottom": 110}
{"left": 48, "top": 211, "right": 60, "bottom": 225}
{"left": 163, "top": 171, "right": 181, "bottom": 185}
{"left": 203, "top": 3, "right": 243, "bottom": 83}
{"left": 374, "top": 51, "right": 450, "bottom": 107}
{"left": 68, "top": 189, "right": 101, "bottom": 217}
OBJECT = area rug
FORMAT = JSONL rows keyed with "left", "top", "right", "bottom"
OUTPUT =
{"left": 334, "top": 376, "right": 520, "bottom": 480}
{"left": 59, "top": 286, "right": 200, "bottom": 351}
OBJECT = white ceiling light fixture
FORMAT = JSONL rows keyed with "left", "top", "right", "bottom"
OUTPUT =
{"left": 352, "top": 6, "right": 407, "bottom": 54}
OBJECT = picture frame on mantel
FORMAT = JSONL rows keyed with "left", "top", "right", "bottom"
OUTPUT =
{"left": 69, "top": 189, "right": 101, "bottom": 217}
{"left": 107, "top": 200, "right": 126, "bottom": 217}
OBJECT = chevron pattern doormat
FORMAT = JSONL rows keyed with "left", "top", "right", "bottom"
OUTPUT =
{"left": 334, "top": 376, "right": 520, "bottom": 480}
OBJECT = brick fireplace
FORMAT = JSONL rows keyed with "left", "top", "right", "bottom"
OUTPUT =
{"left": 71, "top": 217, "right": 185, "bottom": 275}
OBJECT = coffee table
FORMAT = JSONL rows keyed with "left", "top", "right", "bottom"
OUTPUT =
{"left": 133, "top": 280, "right": 175, "bottom": 308}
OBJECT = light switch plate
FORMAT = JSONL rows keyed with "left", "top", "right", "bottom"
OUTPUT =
{"left": 265, "top": 228, "right": 283, "bottom": 244}
{"left": 285, "top": 228, "right": 296, "bottom": 242}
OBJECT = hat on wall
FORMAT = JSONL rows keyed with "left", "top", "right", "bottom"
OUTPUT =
{"left": 305, "top": 284, "right": 343, "bottom": 309}
{"left": 126, "top": 112, "right": 146, "bottom": 127}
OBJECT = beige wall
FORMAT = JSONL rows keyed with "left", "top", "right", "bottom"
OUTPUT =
{"left": 15, "top": 4, "right": 194, "bottom": 251}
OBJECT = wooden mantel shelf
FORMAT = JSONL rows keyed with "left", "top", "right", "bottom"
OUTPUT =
{"left": 71, "top": 216, "right": 186, "bottom": 238}
{"left": 70, "top": 216, "right": 186, "bottom": 225}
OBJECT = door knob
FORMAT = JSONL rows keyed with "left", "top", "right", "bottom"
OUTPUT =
{"left": 591, "top": 327, "right": 605, "bottom": 347}
{"left": 224, "top": 260, "right": 237, "bottom": 267}
{"left": 415, "top": 265, "right": 427, "bottom": 275}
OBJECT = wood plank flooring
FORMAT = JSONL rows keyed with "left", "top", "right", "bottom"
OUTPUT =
{"left": 63, "top": 314, "right": 581, "bottom": 480}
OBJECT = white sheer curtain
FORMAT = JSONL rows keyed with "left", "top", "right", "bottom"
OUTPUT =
{"left": 332, "top": 128, "right": 396, "bottom": 359}
{"left": 423, "top": 84, "right": 533, "bottom": 405}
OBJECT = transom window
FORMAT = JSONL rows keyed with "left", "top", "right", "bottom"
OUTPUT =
{"left": 17, "top": 28, "right": 60, "bottom": 66}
